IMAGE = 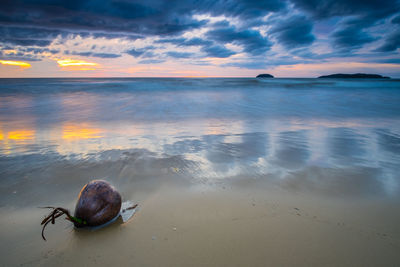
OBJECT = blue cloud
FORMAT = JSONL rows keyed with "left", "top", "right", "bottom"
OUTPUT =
{"left": 24, "top": 47, "right": 60, "bottom": 54}
{"left": 125, "top": 49, "right": 144, "bottom": 57}
{"left": 0, "top": 49, "right": 42, "bottom": 61}
{"left": 155, "top": 38, "right": 186, "bottom": 45}
{"left": 156, "top": 37, "right": 212, "bottom": 47}
{"left": 392, "top": 15, "right": 400, "bottom": 24}
{"left": 201, "top": 45, "right": 235, "bottom": 58}
{"left": 0, "top": 0, "right": 398, "bottom": 68}
{"left": 181, "top": 38, "right": 213, "bottom": 47}
{"left": 0, "top": 0, "right": 208, "bottom": 36}
{"left": 206, "top": 25, "right": 271, "bottom": 55}
{"left": 138, "top": 59, "right": 165, "bottom": 64}
{"left": 166, "top": 51, "right": 193, "bottom": 58}
{"left": 125, "top": 47, "right": 155, "bottom": 58}
{"left": 331, "top": 18, "right": 377, "bottom": 50}
{"left": 375, "top": 30, "right": 400, "bottom": 52}
{"left": 290, "top": 0, "right": 399, "bottom": 52}
{"left": 67, "top": 51, "right": 121, "bottom": 58}
{"left": 269, "top": 16, "right": 315, "bottom": 48}
{"left": 204, "top": 0, "right": 286, "bottom": 18}
{"left": 0, "top": 26, "right": 62, "bottom": 47}
{"left": 290, "top": 0, "right": 398, "bottom": 19}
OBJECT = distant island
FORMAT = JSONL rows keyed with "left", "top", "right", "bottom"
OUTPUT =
{"left": 318, "top": 73, "right": 390, "bottom": 79}
{"left": 256, "top": 74, "right": 274, "bottom": 78}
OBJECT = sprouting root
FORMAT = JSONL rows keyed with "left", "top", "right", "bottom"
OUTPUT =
{"left": 40, "top": 207, "right": 83, "bottom": 241}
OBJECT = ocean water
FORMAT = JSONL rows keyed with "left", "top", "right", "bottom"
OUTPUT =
{"left": 1, "top": 77, "right": 400, "bottom": 266}
{"left": 1, "top": 78, "right": 400, "bottom": 201}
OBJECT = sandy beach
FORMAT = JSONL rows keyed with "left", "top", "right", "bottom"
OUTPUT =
{"left": 1, "top": 78, "right": 400, "bottom": 266}
{"left": 1, "top": 172, "right": 400, "bottom": 266}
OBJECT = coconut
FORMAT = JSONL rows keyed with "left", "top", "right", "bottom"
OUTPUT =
{"left": 40, "top": 180, "right": 137, "bottom": 240}
{"left": 74, "top": 180, "right": 122, "bottom": 227}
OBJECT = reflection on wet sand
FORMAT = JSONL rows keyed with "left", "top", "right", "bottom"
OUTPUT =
{"left": 7, "top": 129, "right": 35, "bottom": 140}
{"left": 62, "top": 123, "right": 103, "bottom": 140}
{"left": 273, "top": 131, "right": 310, "bottom": 170}
{"left": 376, "top": 129, "right": 400, "bottom": 155}
{"left": 328, "top": 128, "right": 367, "bottom": 165}
{"left": 1, "top": 115, "right": 399, "bottom": 197}
{"left": 1, "top": 78, "right": 400, "bottom": 266}
{"left": 0, "top": 128, "right": 36, "bottom": 155}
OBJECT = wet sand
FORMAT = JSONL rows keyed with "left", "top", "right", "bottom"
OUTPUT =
{"left": 1, "top": 172, "right": 400, "bottom": 266}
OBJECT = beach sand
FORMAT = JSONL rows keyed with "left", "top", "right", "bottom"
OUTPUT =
{"left": 1, "top": 78, "right": 400, "bottom": 266}
{"left": 1, "top": 171, "right": 399, "bottom": 266}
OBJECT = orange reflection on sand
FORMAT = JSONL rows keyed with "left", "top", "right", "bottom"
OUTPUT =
{"left": 7, "top": 130, "right": 35, "bottom": 140}
{"left": 62, "top": 123, "right": 103, "bottom": 140}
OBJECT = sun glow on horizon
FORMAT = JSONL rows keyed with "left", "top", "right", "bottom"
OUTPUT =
{"left": 57, "top": 59, "right": 98, "bottom": 67}
{"left": 0, "top": 60, "right": 31, "bottom": 68}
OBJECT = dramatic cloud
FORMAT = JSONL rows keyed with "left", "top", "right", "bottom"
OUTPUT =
{"left": 166, "top": 51, "right": 193, "bottom": 58}
{"left": 392, "top": 15, "right": 400, "bottom": 24}
{"left": 269, "top": 16, "right": 315, "bottom": 49}
{"left": 155, "top": 37, "right": 212, "bottom": 47}
{"left": 201, "top": 45, "right": 236, "bottom": 58}
{"left": 0, "top": 51, "right": 42, "bottom": 62}
{"left": 24, "top": 48, "right": 60, "bottom": 54}
{"left": 65, "top": 51, "right": 121, "bottom": 58}
{"left": 290, "top": 0, "right": 398, "bottom": 19}
{"left": 0, "top": 0, "right": 399, "bottom": 77}
{"left": 331, "top": 18, "right": 377, "bottom": 50}
{"left": 0, "top": 26, "right": 60, "bottom": 47}
{"left": 375, "top": 30, "right": 400, "bottom": 52}
{"left": 205, "top": 24, "right": 272, "bottom": 55}
{"left": 0, "top": 1, "right": 206, "bottom": 36}
{"left": 292, "top": 0, "right": 400, "bottom": 50}
{"left": 125, "top": 47, "right": 155, "bottom": 58}
{"left": 138, "top": 59, "right": 165, "bottom": 64}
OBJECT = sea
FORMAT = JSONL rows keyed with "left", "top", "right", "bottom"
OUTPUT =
{"left": 0, "top": 78, "right": 400, "bottom": 265}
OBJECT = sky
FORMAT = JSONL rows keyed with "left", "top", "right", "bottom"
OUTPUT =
{"left": 0, "top": 0, "right": 399, "bottom": 78}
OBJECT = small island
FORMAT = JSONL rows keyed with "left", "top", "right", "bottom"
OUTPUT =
{"left": 256, "top": 74, "right": 274, "bottom": 78}
{"left": 318, "top": 73, "right": 390, "bottom": 79}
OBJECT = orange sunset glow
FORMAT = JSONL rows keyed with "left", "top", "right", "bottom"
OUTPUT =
{"left": 62, "top": 123, "right": 103, "bottom": 140}
{"left": 0, "top": 60, "right": 31, "bottom": 68}
{"left": 7, "top": 130, "right": 35, "bottom": 140}
{"left": 57, "top": 59, "right": 98, "bottom": 67}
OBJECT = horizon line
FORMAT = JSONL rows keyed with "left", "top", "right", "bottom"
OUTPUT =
{"left": 0, "top": 76, "right": 398, "bottom": 79}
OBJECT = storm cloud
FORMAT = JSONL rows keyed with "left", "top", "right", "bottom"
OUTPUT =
{"left": 201, "top": 45, "right": 236, "bottom": 58}
{"left": 269, "top": 16, "right": 315, "bottom": 49}
{"left": 205, "top": 24, "right": 272, "bottom": 55}
{"left": 0, "top": 0, "right": 399, "bottom": 74}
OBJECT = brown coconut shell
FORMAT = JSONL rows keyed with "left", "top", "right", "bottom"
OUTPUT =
{"left": 74, "top": 180, "right": 122, "bottom": 227}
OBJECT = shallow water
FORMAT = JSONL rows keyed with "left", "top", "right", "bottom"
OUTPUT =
{"left": 1, "top": 78, "right": 400, "bottom": 266}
